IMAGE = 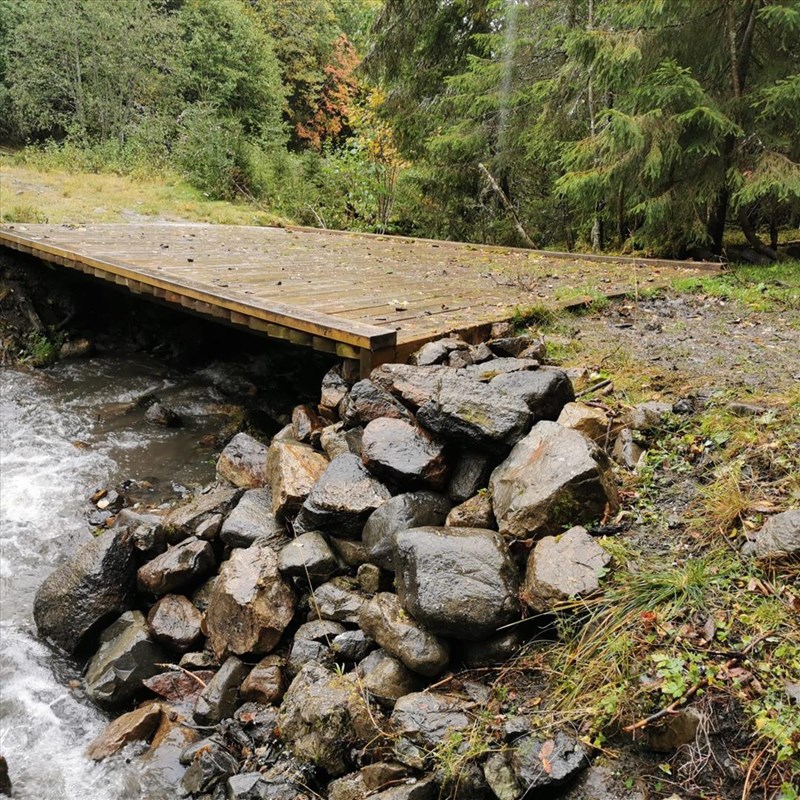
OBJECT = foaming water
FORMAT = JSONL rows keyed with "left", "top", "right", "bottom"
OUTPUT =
{"left": 0, "top": 357, "right": 225, "bottom": 799}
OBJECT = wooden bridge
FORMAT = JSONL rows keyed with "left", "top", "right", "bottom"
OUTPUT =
{"left": 0, "top": 222, "right": 718, "bottom": 374}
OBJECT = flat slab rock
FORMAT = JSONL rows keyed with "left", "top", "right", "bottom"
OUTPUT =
{"left": 490, "top": 421, "right": 619, "bottom": 539}
{"left": 164, "top": 485, "right": 241, "bottom": 541}
{"left": 86, "top": 702, "right": 163, "bottom": 761}
{"left": 394, "top": 527, "right": 520, "bottom": 640}
{"left": 340, "top": 379, "right": 414, "bottom": 427}
{"left": 390, "top": 692, "right": 472, "bottom": 750}
{"left": 370, "top": 363, "right": 455, "bottom": 409}
{"left": 524, "top": 526, "right": 610, "bottom": 611}
{"left": 293, "top": 453, "right": 391, "bottom": 536}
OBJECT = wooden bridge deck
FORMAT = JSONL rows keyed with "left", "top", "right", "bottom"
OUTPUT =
{"left": 0, "top": 222, "right": 718, "bottom": 373}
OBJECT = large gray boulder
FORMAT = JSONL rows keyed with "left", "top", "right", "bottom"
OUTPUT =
{"left": 358, "top": 593, "right": 450, "bottom": 677}
{"left": 216, "top": 432, "right": 270, "bottom": 488}
{"left": 137, "top": 538, "right": 216, "bottom": 596}
{"left": 85, "top": 611, "right": 166, "bottom": 706}
{"left": 490, "top": 367, "right": 575, "bottom": 422}
{"left": 490, "top": 421, "right": 618, "bottom": 539}
{"left": 340, "top": 379, "right": 414, "bottom": 428}
{"left": 465, "top": 357, "right": 538, "bottom": 382}
{"left": 266, "top": 440, "right": 329, "bottom": 517}
{"left": 483, "top": 732, "right": 590, "bottom": 798}
{"left": 34, "top": 528, "right": 136, "bottom": 654}
{"left": 524, "top": 526, "right": 610, "bottom": 611}
{"left": 361, "top": 418, "right": 449, "bottom": 490}
{"left": 416, "top": 375, "right": 532, "bottom": 454}
{"left": 293, "top": 454, "right": 391, "bottom": 536}
{"left": 203, "top": 544, "right": 296, "bottom": 660}
{"left": 277, "top": 662, "right": 379, "bottom": 777}
{"left": 755, "top": 509, "right": 800, "bottom": 559}
{"left": 220, "top": 488, "right": 288, "bottom": 550}
{"left": 362, "top": 492, "right": 452, "bottom": 571}
{"left": 393, "top": 527, "right": 519, "bottom": 640}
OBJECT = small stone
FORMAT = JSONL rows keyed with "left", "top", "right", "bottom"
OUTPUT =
{"left": 410, "top": 337, "right": 467, "bottom": 366}
{"left": 163, "top": 485, "right": 240, "bottom": 543}
{"left": 340, "top": 379, "right": 414, "bottom": 427}
{"left": 329, "top": 536, "right": 371, "bottom": 567}
{"left": 321, "top": 364, "right": 352, "bottom": 411}
{"left": 287, "top": 637, "right": 334, "bottom": 677}
{"left": 645, "top": 708, "right": 701, "bottom": 752}
{"left": 628, "top": 401, "right": 672, "bottom": 431}
{"left": 612, "top": 428, "right": 646, "bottom": 470}
{"left": 143, "top": 669, "right": 214, "bottom": 704}
{"left": 524, "top": 526, "right": 610, "bottom": 611}
{"left": 358, "top": 593, "right": 450, "bottom": 677}
{"left": 145, "top": 402, "right": 182, "bottom": 428}
{"left": 267, "top": 440, "right": 329, "bottom": 517}
{"left": 489, "top": 335, "right": 544, "bottom": 359}
{"left": 311, "top": 580, "right": 366, "bottom": 624}
{"left": 277, "top": 662, "right": 379, "bottom": 777}
{"left": 557, "top": 402, "right": 610, "bottom": 445}
{"left": 332, "top": 630, "right": 375, "bottom": 662}
{"left": 447, "top": 451, "right": 492, "bottom": 504}
{"left": 292, "top": 404, "right": 325, "bottom": 445}
{"left": 86, "top": 703, "right": 163, "bottom": 760}
{"left": 203, "top": 544, "right": 296, "bottom": 660}
{"left": 194, "top": 656, "right": 250, "bottom": 725}
{"left": 146, "top": 594, "right": 203, "bottom": 652}
{"left": 59, "top": 338, "right": 93, "bottom": 359}
{"left": 362, "top": 491, "right": 452, "bottom": 571}
{"left": 394, "top": 527, "right": 520, "bottom": 640}
{"left": 85, "top": 611, "right": 166, "bottom": 707}
{"left": 294, "top": 453, "right": 391, "bottom": 536}
{"left": 357, "top": 563, "right": 382, "bottom": 594}
{"left": 137, "top": 538, "right": 216, "bottom": 596}
{"left": 361, "top": 418, "right": 449, "bottom": 490}
{"left": 445, "top": 493, "right": 495, "bottom": 529}
{"left": 221, "top": 488, "right": 288, "bottom": 550}
{"left": 278, "top": 532, "right": 338, "bottom": 585}
{"left": 465, "top": 357, "right": 539, "bottom": 382}
{"left": 754, "top": 509, "right": 800, "bottom": 559}
{"left": 194, "top": 513, "right": 223, "bottom": 540}
{"left": 459, "top": 630, "right": 522, "bottom": 669}
{"left": 490, "top": 421, "right": 619, "bottom": 539}
{"left": 240, "top": 655, "right": 284, "bottom": 705}
{"left": 390, "top": 693, "right": 472, "bottom": 750}
{"left": 179, "top": 651, "right": 219, "bottom": 670}
{"left": 216, "top": 432, "right": 270, "bottom": 488}
{"left": 357, "top": 649, "right": 420, "bottom": 707}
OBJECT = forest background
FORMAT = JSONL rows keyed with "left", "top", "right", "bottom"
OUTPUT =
{"left": 1, "top": 0, "right": 798, "bottom": 259}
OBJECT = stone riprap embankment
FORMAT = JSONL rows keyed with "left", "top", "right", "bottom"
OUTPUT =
{"left": 33, "top": 328, "right": 724, "bottom": 800}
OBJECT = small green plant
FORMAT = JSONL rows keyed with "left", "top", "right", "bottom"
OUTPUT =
{"left": 1, "top": 204, "right": 47, "bottom": 223}
{"left": 21, "top": 331, "right": 61, "bottom": 366}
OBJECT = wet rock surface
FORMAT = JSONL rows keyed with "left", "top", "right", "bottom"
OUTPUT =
{"left": 137, "top": 537, "right": 216, "bottom": 596}
{"left": 203, "top": 544, "right": 296, "bottom": 659}
{"left": 490, "top": 421, "right": 619, "bottom": 539}
{"left": 146, "top": 594, "right": 203, "bottom": 652}
{"left": 294, "top": 453, "right": 391, "bottom": 535}
{"left": 267, "top": 439, "right": 329, "bottom": 517}
{"left": 221, "top": 487, "right": 288, "bottom": 549}
{"left": 394, "top": 527, "right": 520, "bottom": 640}
{"left": 217, "top": 432, "right": 271, "bottom": 488}
{"left": 33, "top": 527, "right": 136, "bottom": 654}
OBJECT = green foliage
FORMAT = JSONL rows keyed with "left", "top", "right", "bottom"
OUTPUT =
{"left": 177, "top": 0, "right": 285, "bottom": 146}
{"left": 5, "top": 0, "right": 178, "bottom": 142}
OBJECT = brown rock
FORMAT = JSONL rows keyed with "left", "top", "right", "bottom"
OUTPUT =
{"left": 216, "top": 432, "right": 270, "bottom": 488}
{"left": 143, "top": 670, "right": 215, "bottom": 704}
{"left": 445, "top": 493, "right": 495, "bottom": 529}
{"left": 266, "top": 440, "right": 329, "bottom": 517}
{"left": 203, "top": 544, "right": 296, "bottom": 660}
{"left": 146, "top": 594, "right": 203, "bottom": 652}
{"left": 556, "top": 402, "right": 611, "bottom": 445}
{"left": 292, "top": 404, "right": 325, "bottom": 445}
{"left": 240, "top": 655, "right": 284, "bottom": 705}
{"left": 85, "top": 703, "right": 163, "bottom": 760}
{"left": 137, "top": 538, "right": 215, "bottom": 596}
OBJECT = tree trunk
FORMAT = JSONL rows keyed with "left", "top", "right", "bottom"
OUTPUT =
{"left": 477, "top": 163, "right": 537, "bottom": 248}
{"left": 739, "top": 208, "right": 779, "bottom": 261}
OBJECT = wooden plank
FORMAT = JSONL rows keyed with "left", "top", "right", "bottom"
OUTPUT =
{"left": 0, "top": 227, "right": 397, "bottom": 351}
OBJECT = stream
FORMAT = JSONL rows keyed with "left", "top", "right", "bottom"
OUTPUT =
{"left": 0, "top": 355, "right": 246, "bottom": 799}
